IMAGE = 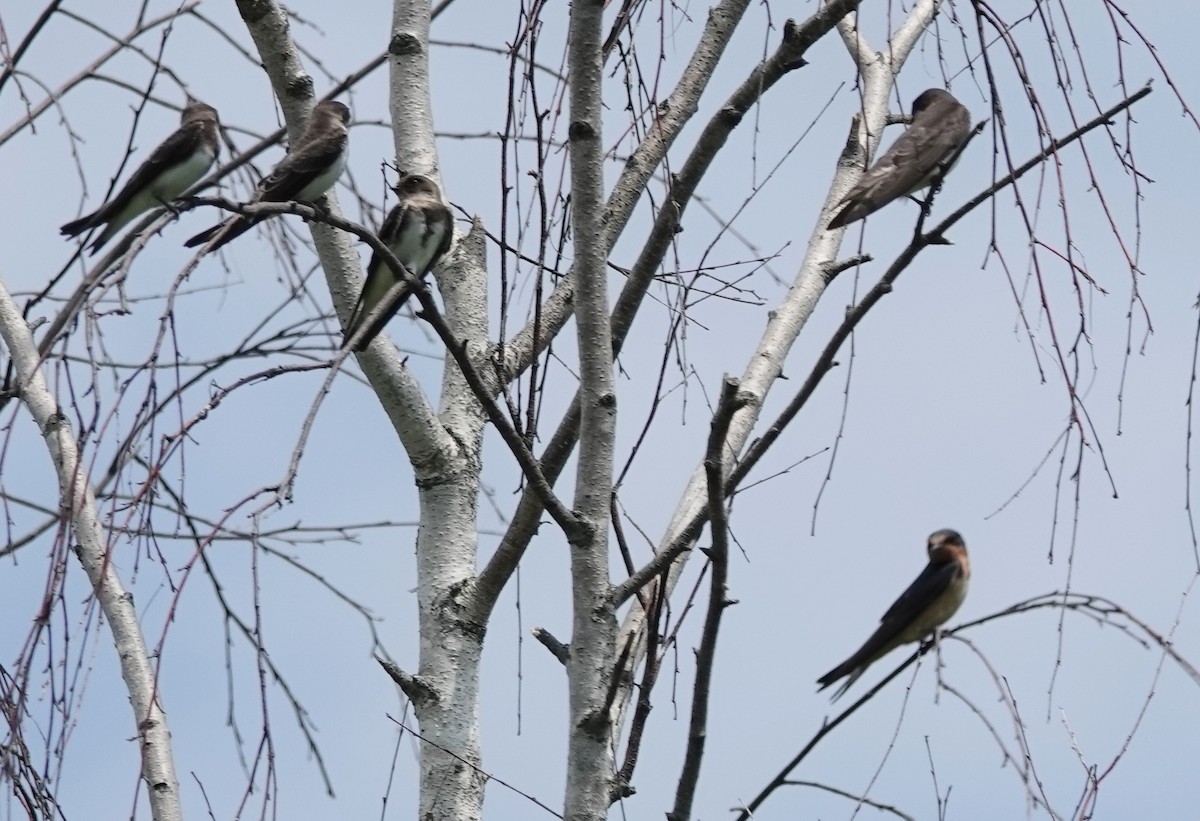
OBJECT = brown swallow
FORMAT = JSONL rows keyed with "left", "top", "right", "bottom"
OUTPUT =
{"left": 827, "top": 89, "right": 970, "bottom": 229}
{"left": 341, "top": 173, "right": 453, "bottom": 351}
{"left": 61, "top": 100, "right": 220, "bottom": 254}
{"left": 817, "top": 528, "right": 970, "bottom": 700}
{"left": 184, "top": 100, "right": 350, "bottom": 251}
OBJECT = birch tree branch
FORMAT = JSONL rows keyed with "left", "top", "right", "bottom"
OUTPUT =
{"left": 475, "top": 0, "right": 866, "bottom": 620}
{"left": 500, "top": 0, "right": 867, "bottom": 381}
{"left": 668, "top": 377, "right": 746, "bottom": 821}
{"left": 0, "top": 275, "right": 183, "bottom": 821}
{"left": 563, "top": 0, "right": 620, "bottom": 816}
{"left": 605, "top": 0, "right": 940, "bottom": 761}
{"left": 232, "top": 0, "right": 452, "bottom": 466}
{"left": 611, "top": 83, "right": 1153, "bottom": 619}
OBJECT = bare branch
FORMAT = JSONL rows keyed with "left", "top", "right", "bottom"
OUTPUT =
{"left": 0, "top": 275, "right": 183, "bottom": 820}
{"left": 479, "top": 0, "right": 868, "bottom": 623}
{"left": 668, "top": 377, "right": 746, "bottom": 821}
{"left": 377, "top": 656, "right": 438, "bottom": 706}
{"left": 533, "top": 628, "right": 571, "bottom": 665}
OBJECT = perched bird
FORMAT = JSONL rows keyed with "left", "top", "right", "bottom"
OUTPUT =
{"left": 817, "top": 529, "right": 970, "bottom": 700}
{"left": 60, "top": 100, "right": 221, "bottom": 254}
{"left": 341, "top": 173, "right": 453, "bottom": 351}
{"left": 184, "top": 99, "right": 351, "bottom": 251}
{"left": 827, "top": 89, "right": 970, "bottom": 229}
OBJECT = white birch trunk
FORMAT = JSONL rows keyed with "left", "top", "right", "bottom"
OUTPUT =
{"left": 0, "top": 279, "right": 183, "bottom": 821}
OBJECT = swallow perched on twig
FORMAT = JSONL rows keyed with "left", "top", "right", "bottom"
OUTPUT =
{"left": 817, "top": 528, "right": 970, "bottom": 700}
{"left": 341, "top": 173, "right": 453, "bottom": 351}
{"left": 60, "top": 100, "right": 221, "bottom": 254}
{"left": 827, "top": 89, "right": 970, "bottom": 229}
{"left": 184, "top": 99, "right": 350, "bottom": 252}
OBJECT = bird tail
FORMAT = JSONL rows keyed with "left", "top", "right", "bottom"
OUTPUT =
{"left": 826, "top": 201, "right": 861, "bottom": 230}
{"left": 342, "top": 288, "right": 414, "bottom": 352}
{"left": 62, "top": 210, "right": 127, "bottom": 256}
{"left": 184, "top": 216, "right": 253, "bottom": 251}
{"left": 816, "top": 663, "right": 863, "bottom": 702}
{"left": 86, "top": 225, "right": 122, "bottom": 255}
{"left": 60, "top": 211, "right": 102, "bottom": 239}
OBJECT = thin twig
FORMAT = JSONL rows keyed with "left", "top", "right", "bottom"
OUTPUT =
{"left": 668, "top": 376, "right": 746, "bottom": 821}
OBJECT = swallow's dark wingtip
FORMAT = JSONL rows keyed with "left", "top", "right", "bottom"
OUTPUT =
{"left": 827, "top": 210, "right": 855, "bottom": 230}
{"left": 816, "top": 676, "right": 851, "bottom": 702}
{"left": 183, "top": 226, "right": 218, "bottom": 248}
{"left": 815, "top": 665, "right": 845, "bottom": 690}
{"left": 60, "top": 219, "right": 91, "bottom": 238}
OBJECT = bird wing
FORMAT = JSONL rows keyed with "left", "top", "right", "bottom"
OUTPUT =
{"left": 97, "top": 122, "right": 210, "bottom": 221}
{"left": 430, "top": 203, "right": 454, "bottom": 262}
{"left": 256, "top": 131, "right": 347, "bottom": 204}
{"left": 185, "top": 132, "right": 346, "bottom": 250}
{"left": 839, "top": 102, "right": 970, "bottom": 207}
{"left": 876, "top": 558, "right": 961, "bottom": 634}
{"left": 344, "top": 203, "right": 410, "bottom": 345}
{"left": 60, "top": 121, "right": 207, "bottom": 237}
{"left": 849, "top": 125, "right": 949, "bottom": 204}
{"left": 343, "top": 199, "right": 453, "bottom": 351}
{"left": 816, "top": 559, "right": 960, "bottom": 691}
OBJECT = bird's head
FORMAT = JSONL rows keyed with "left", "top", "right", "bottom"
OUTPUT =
{"left": 911, "top": 88, "right": 954, "bottom": 117}
{"left": 316, "top": 100, "right": 351, "bottom": 126}
{"left": 926, "top": 528, "right": 966, "bottom": 558}
{"left": 181, "top": 100, "right": 219, "bottom": 125}
{"left": 391, "top": 173, "right": 441, "bottom": 199}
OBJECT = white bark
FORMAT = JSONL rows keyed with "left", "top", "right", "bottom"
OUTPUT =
{"left": 0, "top": 276, "right": 182, "bottom": 821}
{"left": 235, "top": 1, "right": 490, "bottom": 816}
{"left": 410, "top": 472, "right": 488, "bottom": 821}
{"left": 386, "top": 2, "right": 492, "bottom": 816}
{"left": 388, "top": 1, "right": 440, "bottom": 178}
{"left": 564, "top": 0, "right": 618, "bottom": 818}
{"left": 412, "top": 219, "right": 491, "bottom": 821}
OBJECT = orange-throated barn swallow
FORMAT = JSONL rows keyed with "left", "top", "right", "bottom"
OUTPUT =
{"left": 184, "top": 100, "right": 350, "bottom": 252}
{"left": 817, "top": 528, "right": 969, "bottom": 700}
{"left": 341, "top": 173, "right": 453, "bottom": 351}
{"left": 61, "top": 100, "right": 220, "bottom": 254}
{"left": 827, "top": 89, "right": 970, "bottom": 229}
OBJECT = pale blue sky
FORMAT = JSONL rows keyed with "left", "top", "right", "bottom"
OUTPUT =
{"left": 2, "top": 1, "right": 1198, "bottom": 819}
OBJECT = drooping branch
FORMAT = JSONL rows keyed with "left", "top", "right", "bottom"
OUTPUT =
{"left": 613, "top": 82, "right": 1153, "bottom": 611}
{"left": 733, "top": 589, "right": 1200, "bottom": 819}
{"left": 0, "top": 275, "right": 183, "bottom": 821}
